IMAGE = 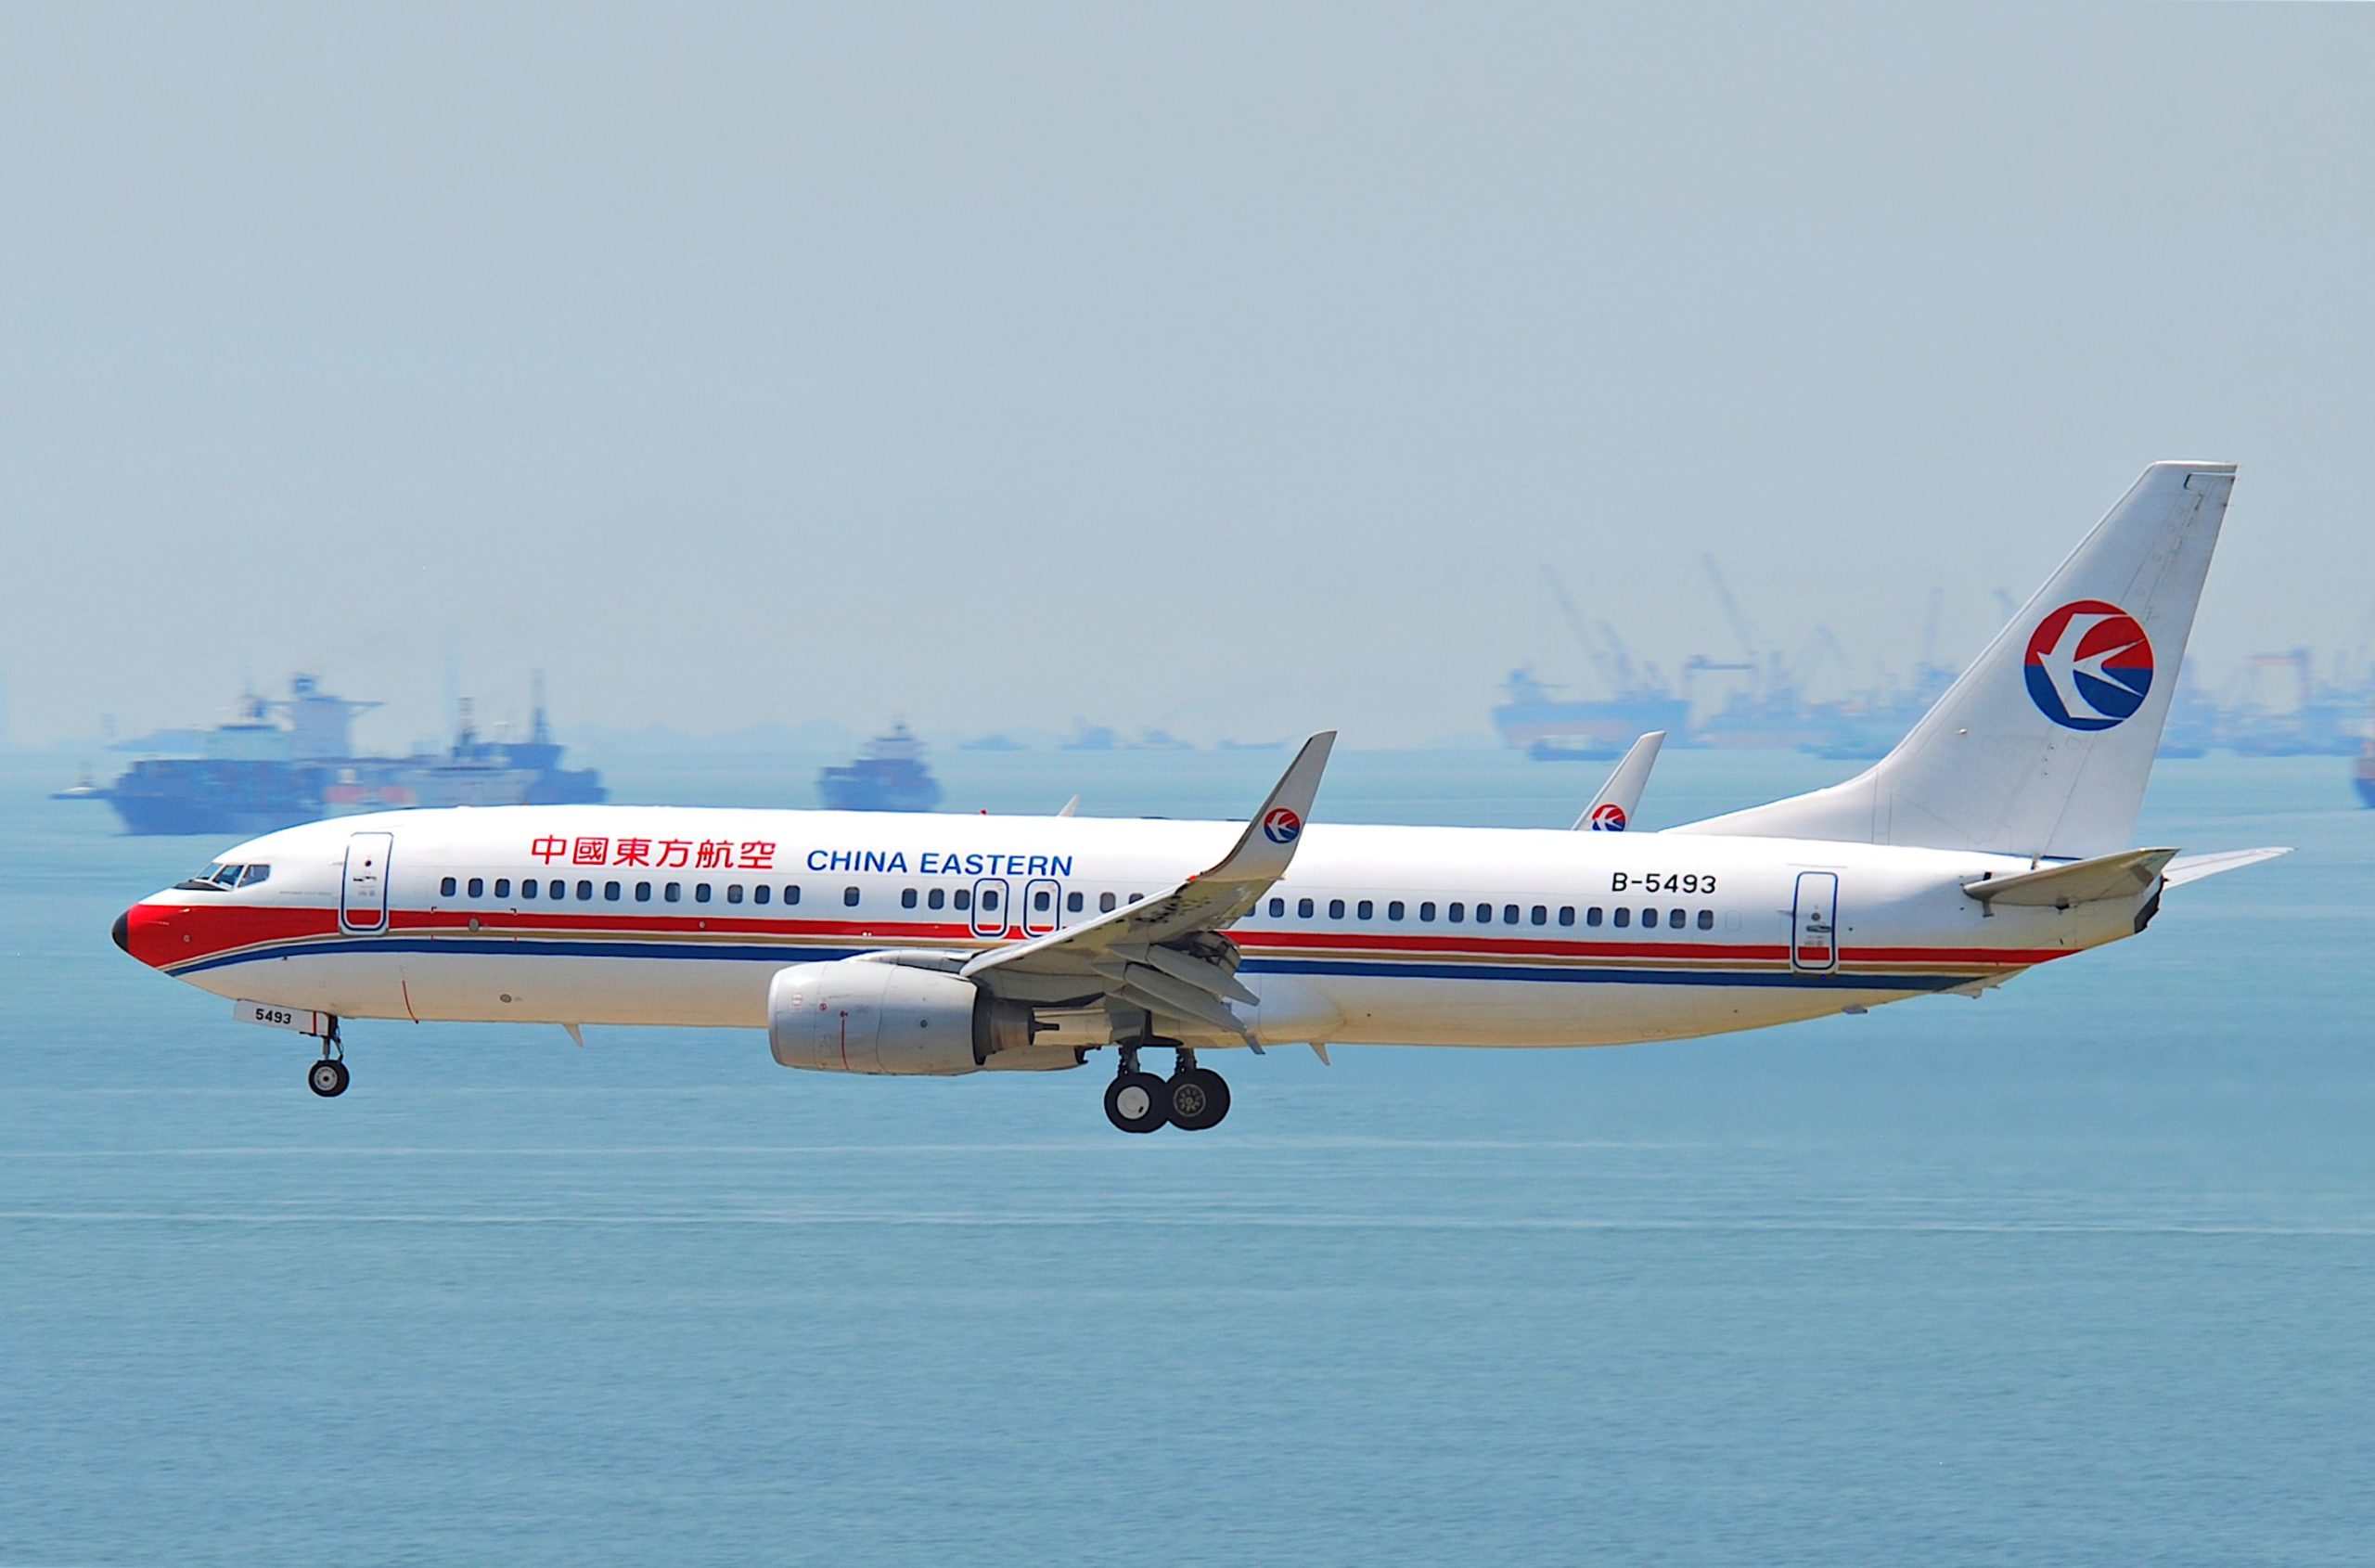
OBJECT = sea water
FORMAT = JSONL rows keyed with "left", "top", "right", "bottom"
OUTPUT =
{"left": 2, "top": 749, "right": 2369, "bottom": 1565}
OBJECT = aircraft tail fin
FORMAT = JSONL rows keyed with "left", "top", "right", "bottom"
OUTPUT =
{"left": 1673, "top": 461, "right": 2236, "bottom": 859}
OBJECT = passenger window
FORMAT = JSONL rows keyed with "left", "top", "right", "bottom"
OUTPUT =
{"left": 1067, "top": 892, "right": 1083, "bottom": 913}
{"left": 843, "top": 886, "right": 861, "bottom": 907}
{"left": 548, "top": 880, "right": 564, "bottom": 899}
{"left": 605, "top": 881, "right": 622, "bottom": 901}
{"left": 520, "top": 880, "right": 536, "bottom": 901}
{"left": 1531, "top": 905, "right": 1547, "bottom": 926}
{"left": 1586, "top": 906, "right": 1603, "bottom": 927}
{"left": 1613, "top": 907, "right": 1631, "bottom": 929}
{"left": 1033, "top": 889, "right": 1051, "bottom": 912}
{"left": 441, "top": 876, "right": 457, "bottom": 897}
{"left": 494, "top": 878, "right": 510, "bottom": 898}
{"left": 1296, "top": 897, "right": 1315, "bottom": 918}
{"left": 753, "top": 885, "right": 771, "bottom": 906}
{"left": 930, "top": 888, "right": 946, "bottom": 910}
{"left": 1639, "top": 906, "right": 1656, "bottom": 927}
{"left": 1419, "top": 902, "right": 1437, "bottom": 921}
{"left": 1128, "top": 893, "right": 1143, "bottom": 904}
{"left": 1696, "top": 908, "right": 1714, "bottom": 931}
{"left": 635, "top": 881, "right": 653, "bottom": 902}
{"left": 956, "top": 889, "right": 971, "bottom": 910}
{"left": 664, "top": 882, "right": 682, "bottom": 903}
{"left": 468, "top": 877, "right": 485, "bottom": 898}
{"left": 1357, "top": 899, "right": 1374, "bottom": 920}
{"left": 1449, "top": 903, "right": 1465, "bottom": 923}
{"left": 982, "top": 889, "right": 1001, "bottom": 911}
{"left": 1504, "top": 904, "right": 1521, "bottom": 925}
{"left": 1558, "top": 906, "right": 1574, "bottom": 927}
{"left": 696, "top": 883, "right": 712, "bottom": 904}
{"left": 1329, "top": 899, "right": 1346, "bottom": 919}
{"left": 1669, "top": 908, "right": 1686, "bottom": 929}
{"left": 901, "top": 889, "right": 918, "bottom": 909}
{"left": 1268, "top": 898, "right": 1285, "bottom": 918}
{"left": 1388, "top": 900, "right": 1405, "bottom": 920}
{"left": 577, "top": 880, "right": 594, "bottom": 900}
{"left": 1100, "top": 892, "right": 1117, "bottom": 913}
{"left": 785, "top": 884, "right": 802, "bottom": 906}
{"left": 726, "top": 884, "right": 744, "bottom": 904}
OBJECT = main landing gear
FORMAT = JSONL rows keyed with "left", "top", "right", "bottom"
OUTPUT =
{"left": 306, "top": 1018, "right": 348, "bottom": 1099}
{"left": 1103, "top": 1044, "right": 1230, "bottom": 1135}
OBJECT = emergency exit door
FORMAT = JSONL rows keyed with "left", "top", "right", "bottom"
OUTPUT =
{"left": 341, "top": 832, "right": 394, "bottom": 933}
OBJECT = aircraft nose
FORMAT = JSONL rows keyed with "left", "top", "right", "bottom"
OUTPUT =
{"left": 112, "top": 909, "right": 131, "bottom": 955}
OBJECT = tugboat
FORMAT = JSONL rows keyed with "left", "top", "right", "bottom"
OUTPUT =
{"left": 99, "top": 674, "right": 605, "bottom": 835}
{"left": 818, "top": 723, "right": 944, "bottom": 812}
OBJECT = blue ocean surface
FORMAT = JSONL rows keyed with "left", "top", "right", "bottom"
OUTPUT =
{"left": 3, "top": 749, "right": 2369, "bottom": 1565}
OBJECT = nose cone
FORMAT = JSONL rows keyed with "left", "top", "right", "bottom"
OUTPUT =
{"left": 113, "top": 909, "right": 131, "bottom": 955}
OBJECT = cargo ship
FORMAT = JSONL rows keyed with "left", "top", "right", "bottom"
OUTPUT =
{"left": 817, "top": 723, "right": 944, "bottom": 812}
{"left": 1492, "top": 669, "right": 1691, "bottom": 758}
{"left": 99, "top": 675, "right": 605, "bottom": 835}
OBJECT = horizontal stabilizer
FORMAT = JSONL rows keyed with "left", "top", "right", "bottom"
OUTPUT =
{"left": 1963, "top": 847, "right": 2176, "bottom": 908}
{"left": 2163, "top": 846, "right": 2292, "bottom": 887}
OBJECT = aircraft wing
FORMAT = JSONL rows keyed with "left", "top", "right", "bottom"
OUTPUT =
{"left": 1573, "top": 730, "right": 1664, "bottom": 831}
{"left": 959, "top": 732, "right": 1336, "bottom": 1041}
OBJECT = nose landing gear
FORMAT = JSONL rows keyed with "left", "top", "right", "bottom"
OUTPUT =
{"left": 1101, "top": 1043, "right": 1231, "bottom": 1134}
{"left": 306, "top": 1018, "right": 348, "bottom": 1099}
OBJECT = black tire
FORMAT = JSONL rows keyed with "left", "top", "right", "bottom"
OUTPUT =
{"left": 308, "top": 1059, "right": 349, "bottom": 1099}
{"left": 1103, "top": 1071, "right": 1167, "bottom": 1134}
{"left": 1166, "top": 1067, "right": 1230, "bottom": 1131}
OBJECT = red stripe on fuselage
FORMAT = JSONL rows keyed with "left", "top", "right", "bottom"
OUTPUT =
{"left": 149, "top": 900, "right": 2075, "bottom": 976}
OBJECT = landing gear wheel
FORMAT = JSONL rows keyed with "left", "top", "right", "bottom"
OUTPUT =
{"left": 308, "top": 1058, "right": 350, "bottom": 1099}
{"left": 1165, "top": 1067, "right": 1230, "bottom": 1131}
{"left": 1104, "top": 1071, "right": 1168, "bottom": 1134}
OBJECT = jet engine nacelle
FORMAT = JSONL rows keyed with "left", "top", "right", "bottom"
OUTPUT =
{"left": 767, "top": 959, "right": 1036, "bottom": 1075}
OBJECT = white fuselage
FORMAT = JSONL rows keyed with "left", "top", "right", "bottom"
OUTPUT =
{"left": 122, "top": 805, "right": 2139, "bottom": 1051}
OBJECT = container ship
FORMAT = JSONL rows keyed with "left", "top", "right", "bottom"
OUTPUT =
{"left": 817, "top": 723, "right": 944, "bottom": 812}
{"left": 1491, "top": 669, "right": 1692, "bottom": 760}
{"left": 99, "top": 675, "right": 606, "bottom": 835}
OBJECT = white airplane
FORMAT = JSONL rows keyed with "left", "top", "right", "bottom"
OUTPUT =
{"left": 115, "top": 462, "right": 2286, "bottom": 1133}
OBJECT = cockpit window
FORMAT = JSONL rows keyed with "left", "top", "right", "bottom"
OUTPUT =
{"left": 173, "top": 861, "right": 268, "bottom": 892}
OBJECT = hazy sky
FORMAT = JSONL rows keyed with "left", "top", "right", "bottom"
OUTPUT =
{"left": 6, "top": 3, "right": 2372, "bottom": 747}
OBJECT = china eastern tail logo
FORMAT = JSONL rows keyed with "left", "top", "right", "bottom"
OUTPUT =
{"left": 2023, "top": 599, "right": 2154, "bottom": 731}
{"left": 1261, "top": 808, "right": 1303, "bottom": 844}
{"left": 1586, "top": 803, "right": 1628, "bottom": 831}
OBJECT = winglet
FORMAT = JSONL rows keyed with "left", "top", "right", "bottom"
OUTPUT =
{"left": 1200, "top": 731, "right": 1336, "bottom": 883}
{"left": 1057, "top": 795, "right": 1080, "bottom": 818}
{"left": 1573, "top": 730, "right": 1664, "bottom": 831}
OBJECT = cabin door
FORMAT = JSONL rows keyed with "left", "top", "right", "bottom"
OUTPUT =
{"left": 1790, "top": 871, "right": 1838, "bottom": 973}
{"left": 341, "top": 832, "right": 395, "bottom": 934}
